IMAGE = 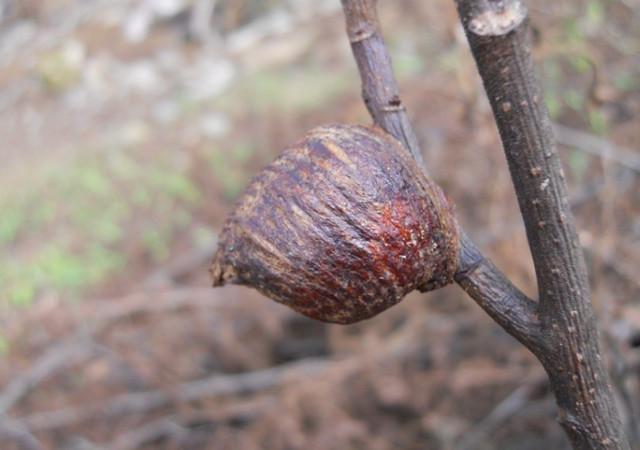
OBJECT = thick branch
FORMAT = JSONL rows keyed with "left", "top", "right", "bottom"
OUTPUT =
{"left": 455, "top": 0, "right": 629, "bottom": 448}
{"left": 341, "top": 0, "right": 541, "bottom": 350}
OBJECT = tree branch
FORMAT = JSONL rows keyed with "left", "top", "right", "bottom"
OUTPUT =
{"left": 340, "top": 0, "right": 542, "bottom": 351}
{"left": 342, "top": 0, "right": 630, "bottom": 448}
{"left": 455, "top": 232, "right": 542, "bottom": 351}
{"left": 455, "top": 0, "right": 630, "bottom": 448}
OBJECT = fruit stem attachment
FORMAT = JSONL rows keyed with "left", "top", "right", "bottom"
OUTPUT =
{"left": 341, "top": 1, "right": 630, "bottom": 448}
{"left": 341, "top": 0, "right": 542, "bottom": 350}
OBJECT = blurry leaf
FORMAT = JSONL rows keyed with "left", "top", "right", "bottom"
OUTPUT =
{"left": 150, "top": 169, "right": 202, "bottom": 205}
{"left": 0, "top": 334, "right": 9, "bottom": 355}
{"left": 563, "top": 19, "right": 584, "bottom": 45}
{"left": 231, "top": 143, "right": 255, "bottom": 163}
{"left": 107, "top": 152, "right": 138, "bottom": 181}
{"left": 87, "top": 245, "right": 124, "bottom": 281}
{"left": 544, "top": 93, "right": 561, "bottom": 119}
{"left": 588, "top": 109, "right": 608, "bottom": 135}
{"left": 37, "top": 247, "right": 87, "bottom": 289}
{"left": 76, "top": 166, "right": 112, "bottom": 197}
{"left": 613, "top": 73, "right": 638, "bottom": 92}
{"left": 220, "top": 67, "right": 351, "bottom": 114}
{"left": 0, "top": 205, "right": 24, "bottom": 243}
{"left": 394, "top": 54, "right": 424, "bottom": 80}
{"left": 568, "top": 149, "right": 590, "bottom": 182}
{"left": 9, "top": 280, "right": 36, "bottom": 307}
{"left": 174, "top": 209, "right": 192, "bottom": 227}
{"left": 93, "top": 219, "right": 124, "bottom": 244}
{"left": 585, "top": 1, "right": 604, "bottom": 30}
{"left": 210, "top": 151, "right": 247, "bottom": 201}
{"left": 143, "top": 229, "right": 170, "bottom": 262}
{"left": 564, "top": 89, "right": 584, "bottom": 111}
{"left": 542, "top": 59, "right": 562, "bottom": 83}
{"left": 569, "top": 55, "right": 592, "bottom": 74}
{"left": 0, "top": 107, "right": 211, "bottom": 308}
{"left": 132, "top": 186, "right": 152, "bottom": 206}
{"left": 31, "top": 202, "right": 57, "bottom": 228}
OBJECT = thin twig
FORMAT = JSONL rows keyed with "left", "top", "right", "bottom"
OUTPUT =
{"left": 0, "top": 338, "right": 98, "bottom": 414}
{"left": 105, "top": 398, "right": 274, "bottom": 450}
{"left": 456, "top": 374, "right": 548, "bottom": 450}
{"left": 15, "top": 358, "right": 328, "bottom": 432}
{"left": 0, "top": 418, "right": 44, "bottom": 450}
{"left": 0, "top": 287, "right": 235, "bottom": 417}
{"left": 107, "top": 418, "right": 188, "bottom": 450}
{"left": 5, "top": 306, "right": 436, "bottom": 435}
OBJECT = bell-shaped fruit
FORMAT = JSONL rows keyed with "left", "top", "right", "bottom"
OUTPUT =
{"left": 211, "top": 124, "right": 459, "bottom": 324}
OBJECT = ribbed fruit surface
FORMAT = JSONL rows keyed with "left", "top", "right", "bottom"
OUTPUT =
{"left": 211, "top": 124, "right": 459, "bottom": 324}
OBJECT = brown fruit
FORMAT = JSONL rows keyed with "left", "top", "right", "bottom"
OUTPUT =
{"left": 211, "top": 124, "right": 459, "bottom": 324}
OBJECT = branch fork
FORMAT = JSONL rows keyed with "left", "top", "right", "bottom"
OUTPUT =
{"left": 341, "top": 0, "right": 630, "bottom": 448}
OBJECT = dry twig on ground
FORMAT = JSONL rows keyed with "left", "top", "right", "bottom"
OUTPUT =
{"left": 11, "top": 358, "right": 327, "bottom": 432}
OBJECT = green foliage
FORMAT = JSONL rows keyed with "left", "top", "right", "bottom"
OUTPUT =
{"left": 9, "top": 280, "right": 37, "bottom": 307}
{"left": 218, "top": 66, "right": 352, "bottom": 114}
{"left": 0, "top": 204, "right": 25, "bottom": 244}
{"left": 613, "top": 73, "right": 638, "bottom": 92}
{"left": 390, "top": 34, "right": 425, "bottom": 80}
{"left": 0, "top": 334, "right": 9, "bottom": 356}
{"left": 0, "top": 145, "right": 204, "bottom": 308}
{"left": 569, "top": 55, "right": 592, "bottom": 74}
{"left": 567, "top": 150, "right": 591, "bottom": 183}
{"left": 394, "top": 54, "right": 424, "bottom": 79}
{"left": 142, "top": 229, "right": 170, "bottom": 262}
{"left": 38, "top": 246, "right": 88, "bottom": 289}
{"left": 149, "top": 169, "right": 201, "bottom": 205}
{"left": 588, "top": 109, "right": 608, "bottom": 135}
{"left": 563, "top": 89, "right": 584, "bottom": 111}
{"left": 210, "top": 144, "right": 255, "bottom": 201}
{"left": 585, "top": 1, "right": 605, "bottom": 31}
{"left": 544, "top": 92, "right": 561, "bottom": 120}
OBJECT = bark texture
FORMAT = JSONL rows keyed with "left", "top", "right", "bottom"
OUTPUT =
{"left": 341, "top": 0, "right": 424, "bottom": 166}
{"left": 212, "top": 124, "right": 459, "bottom": 324}
{"left": 456, "top": 1, "right": 630, "bottom": 448}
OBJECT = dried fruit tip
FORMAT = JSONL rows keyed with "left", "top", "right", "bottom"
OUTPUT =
{"left": 211, "top": 124, "right": 460, "bottom": 324}
{"left": 210, "top": 257, "right": 236, "bottom": 287}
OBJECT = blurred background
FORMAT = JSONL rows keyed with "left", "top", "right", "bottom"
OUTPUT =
{"left": 0, "top": 0, "right": 638, "bottom": 449}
